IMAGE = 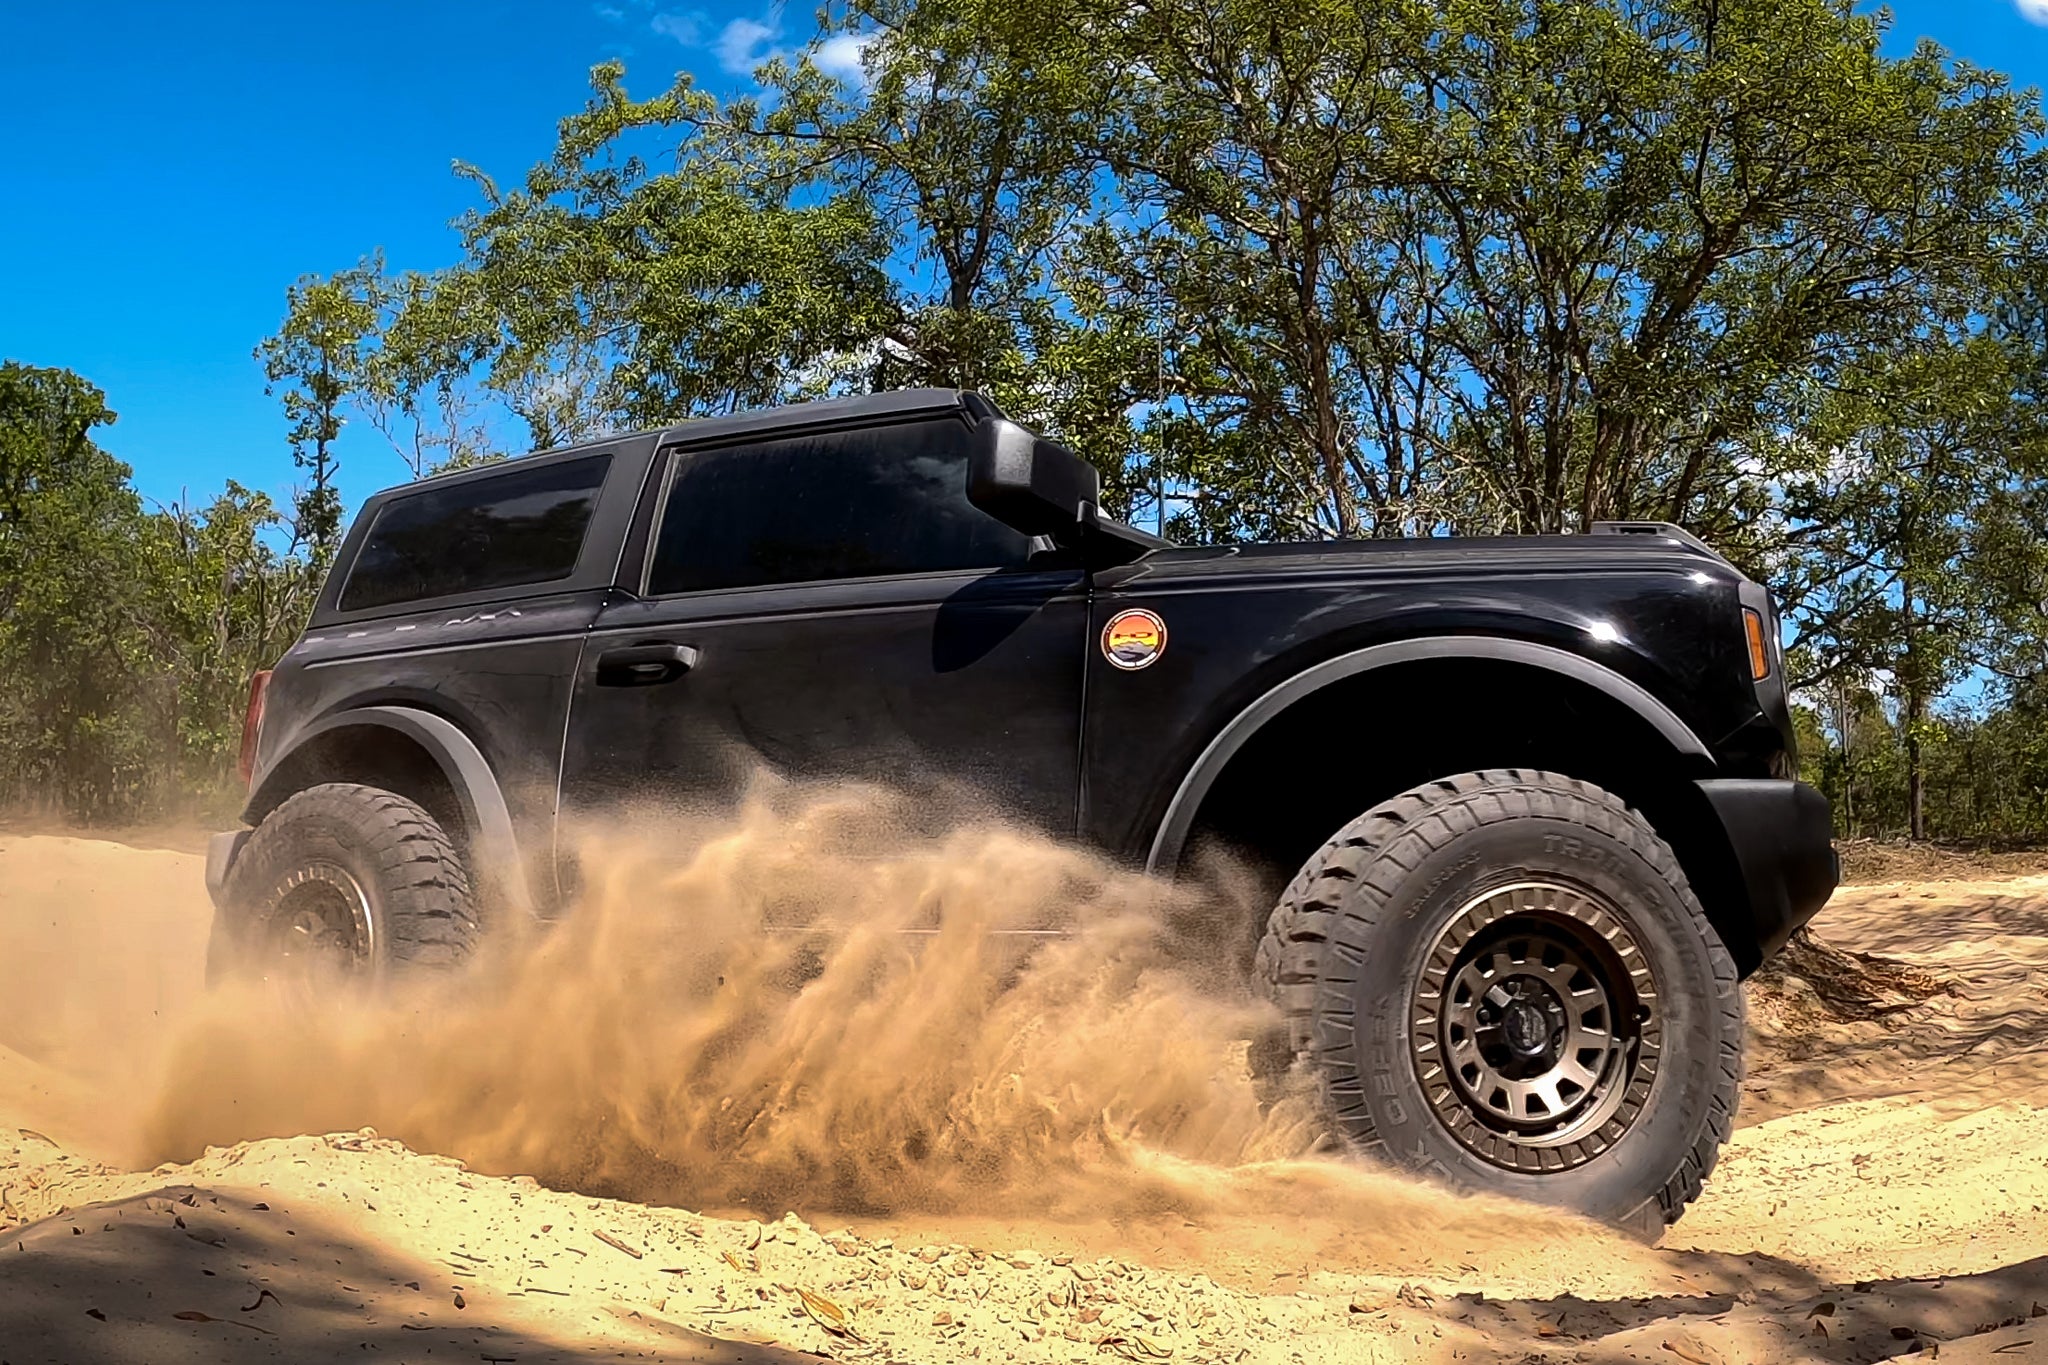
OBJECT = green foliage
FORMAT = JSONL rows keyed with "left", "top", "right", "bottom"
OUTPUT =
{"left": 1800, "top": 681, "right": 2048, "bottom": 845}
{"left": 0, "top": 362, "right": 310, "bottom": 821}
{"left": 256, "top": 260, "right": 388, "bottom": 563}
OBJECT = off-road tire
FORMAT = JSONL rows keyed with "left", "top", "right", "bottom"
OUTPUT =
{"left": 1253, "top": 769, "right": 1742, "bottom": 1234}
{"left": 210, "top": 783, "right": 479, "bottom": 986}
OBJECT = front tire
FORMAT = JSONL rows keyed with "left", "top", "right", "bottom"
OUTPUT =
{"left": 1254, "top": 770, "right": 1741, "bottom": 1233}
{"left": 211, "top": 783, "right": 480, "bottom": 990}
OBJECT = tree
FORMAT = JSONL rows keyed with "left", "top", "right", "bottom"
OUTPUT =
{"left": 256, "top": 261, "right": 387, "bottom": 562}
{"left": 0, "top": 362, "right": 316, "bottom": 820}
{"left": 135, "top": 483, "right": 314, "bottom": 797}
{"left": 1779, "top": 339, "right": 2033, "bottom": 834}
{"left": 0, "top": 363, "right": 154, "bottom": 816}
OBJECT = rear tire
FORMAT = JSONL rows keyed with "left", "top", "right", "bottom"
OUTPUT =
{"left": 1254, "top": 769, "right": 1741, "bottom": 1232}
{"left": 211, "top": 783, "right": 479, "bottom": 989}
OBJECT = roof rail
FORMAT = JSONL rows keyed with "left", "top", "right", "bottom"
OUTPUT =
{"left": 1587, "top": 520, "right": 1725, "bottom": 561}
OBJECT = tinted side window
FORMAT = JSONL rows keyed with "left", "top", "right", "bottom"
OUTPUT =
{"left": 647, "top": 418, "right": 1032, "bottom": 595}
{"left": 339, "top": 454, "right": 612, "bottom": 612}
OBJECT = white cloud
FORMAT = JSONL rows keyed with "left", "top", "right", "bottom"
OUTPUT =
{"left": 714, "top": 17, "right": 780, "bottom": 73}
{"left": 650, "top": 10, "right": 704, "bottom": 45}
{"left": 663, "top": 12, "right": 874, "bottom": 84}
{"left": 2021, "top": 0, "right": 2048, "bottom": 24}
{"left": 594, "top": 3, "right": 625, "bottom": 20}
{"left": 813, "top": 32, "right": 876, "bottom": 82}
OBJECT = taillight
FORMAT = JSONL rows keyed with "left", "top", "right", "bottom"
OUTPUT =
{"left": 1742, "top": 609, "right": 1770, "bottom": 681}
{"left": 238, "top": 670, "right": 273, "bottom": 786}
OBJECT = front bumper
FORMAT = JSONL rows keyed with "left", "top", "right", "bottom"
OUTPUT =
{"left": 1696, "top": 778, "right": 1838, "bottom": 967}
{"left": 204, "top": 828, "right": 250, "bottom": 907}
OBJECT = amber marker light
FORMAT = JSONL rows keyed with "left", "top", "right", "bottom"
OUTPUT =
{"left": 1742, "top": 609, "right": 1770, "bottom": 681}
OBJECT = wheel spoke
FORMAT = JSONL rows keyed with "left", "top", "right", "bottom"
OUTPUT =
{"left": 1558, "top": 1056, "right": 1600, "bottom": 1090}
{"left": 1413, "top": 880, "right": 1662, "bottom": 1174}
{"left": 1524, "top": 1075, "right": 1567, "bottom": 1116}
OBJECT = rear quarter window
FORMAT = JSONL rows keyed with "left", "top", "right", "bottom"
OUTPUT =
{"left": 338, "top": 454, "right": 612, "bottom": 612}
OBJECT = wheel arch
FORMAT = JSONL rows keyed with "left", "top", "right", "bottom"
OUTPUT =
{"left": 1145, "top": 638, "right": 1765, "bottom": 974}
{"left": 243, "top": 706, "right": 536, "bottom": 921}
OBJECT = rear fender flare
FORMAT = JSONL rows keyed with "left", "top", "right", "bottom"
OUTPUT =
{"left": 1143, "top": 635, "right": 1714, "bottom": 876}
{"left": 244, "top": 705, "right": 535, "bottom": 920}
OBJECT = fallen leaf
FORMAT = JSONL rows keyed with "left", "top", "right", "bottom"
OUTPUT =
{"left": 744, "top": 1221, "right": 763, "bottom": 1250}
{"left": 723, "top": 1250, "right": 759, "bottom": 1274}
{"left": 1991, "top": 1345, "right": 2033, "bottom": 1355}
{"left": 934, "top": 1311, "right": 954, "bottom": 1326}
{"left": 1813, "top": 1301, "right": 1837, "bottom": 1318}
{"left": 797, "top": 1287, "right": 860, "bottom": 1340}
{"left": 240, "top": 1289, "right": 281, "bottom": 1313}
{"left": 85, "top": 1309, "right": 105, "bottom": 1321}
{"left": 1662, "top": 1340, "right": 1716, "bottom": 1365}
{"left": 453, "top": 1290, "right": 466, "bottom": 1310}
{"left": 594, "top": 1229, "right": 642, "bottom": 1259}
{"left": 18, "top": 1128, "right": 55, "bottom": 1146}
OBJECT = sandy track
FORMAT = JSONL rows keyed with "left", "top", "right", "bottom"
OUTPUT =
{"left": 2, "top": 832, "right": 2045, "bottom": 1363}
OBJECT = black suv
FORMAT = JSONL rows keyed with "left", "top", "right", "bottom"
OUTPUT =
{"left": 207, "top": 388, "right": 1836, "bottom": 1231}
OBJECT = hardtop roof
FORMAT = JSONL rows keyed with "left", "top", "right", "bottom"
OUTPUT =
{"left": 394, "top": 388, "right": 976, "bottom": 494}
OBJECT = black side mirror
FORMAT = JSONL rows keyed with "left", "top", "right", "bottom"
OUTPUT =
{"left": 965, "top": 416, "right": 1101, "bottom": 542}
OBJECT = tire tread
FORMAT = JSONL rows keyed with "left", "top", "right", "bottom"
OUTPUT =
{"left": 1252, "top": 769, "right": 1742, "bottom": 1229}
{"left": 220, "top": 782, "right": 480, "bottom": 975}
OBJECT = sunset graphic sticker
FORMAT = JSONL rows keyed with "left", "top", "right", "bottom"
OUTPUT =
{"left": 1101, "top": 608, "right": 1168, "bottom": 670}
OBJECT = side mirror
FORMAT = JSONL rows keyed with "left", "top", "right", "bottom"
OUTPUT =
{"left": 966, "top": 417, "right": 1101, "bottom": 542}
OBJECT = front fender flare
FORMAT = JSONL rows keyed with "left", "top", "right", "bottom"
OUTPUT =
{"left": 1143, "top": 635, "right": 1714, "bottom": 876}
{"left": 243, "top": 705, "right": 535, "bottom": 920}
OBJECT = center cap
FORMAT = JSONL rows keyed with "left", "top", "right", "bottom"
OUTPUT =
{"left": 1503, "top": 999, "right": 1550, "bottom": 1055}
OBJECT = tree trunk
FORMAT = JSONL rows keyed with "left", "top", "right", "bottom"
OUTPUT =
{"left": 1902, "top": 577, "right": 1926, "bottom": 842}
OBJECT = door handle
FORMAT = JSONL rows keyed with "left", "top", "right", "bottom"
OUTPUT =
{"left": 594, "top": 642, "right": 699, "bottom": 687}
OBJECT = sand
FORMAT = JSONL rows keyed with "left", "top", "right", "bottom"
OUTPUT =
{"left": 1, "top": 822, "right": 2045, "bottom": 1364}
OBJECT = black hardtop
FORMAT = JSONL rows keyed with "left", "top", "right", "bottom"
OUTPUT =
{"left": 391, "top": 388, "right": 981, "bottom": 494}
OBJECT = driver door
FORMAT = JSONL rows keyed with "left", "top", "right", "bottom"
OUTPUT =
{"left": 558, "top": 412, "right": 1089, "bottom": 853}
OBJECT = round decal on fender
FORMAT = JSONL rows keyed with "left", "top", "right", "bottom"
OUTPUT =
{"left": 1101, "top": 608, "right": 1168, "bottom": 670}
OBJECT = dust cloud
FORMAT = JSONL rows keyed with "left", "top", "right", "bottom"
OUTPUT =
{"left": 13, "top": 815, "right": 2048, "bottom": 1361}
{"left": 136, "top": 780, "right": 1598, "bottom": 1256}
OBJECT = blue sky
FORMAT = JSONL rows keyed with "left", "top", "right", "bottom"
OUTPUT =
{"left": 2, "top": 1, "right": 2046, "bottom": 523}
